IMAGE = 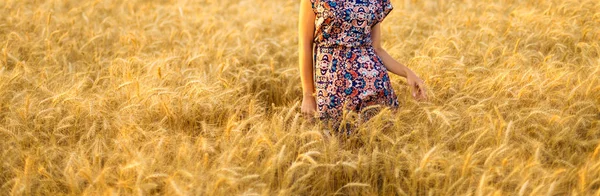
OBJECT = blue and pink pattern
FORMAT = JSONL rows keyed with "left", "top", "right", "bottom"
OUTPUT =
{"left": 310, "top": 0, "right": 399, "bottom": 127}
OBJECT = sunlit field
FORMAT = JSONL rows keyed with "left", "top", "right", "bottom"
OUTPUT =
{"left": 1, "top": 0, "right": 599, "bottom": 195}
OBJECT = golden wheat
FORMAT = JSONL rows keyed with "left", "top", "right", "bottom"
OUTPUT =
{"left": 0, "top": 0, "right": 599, "bottom": 195}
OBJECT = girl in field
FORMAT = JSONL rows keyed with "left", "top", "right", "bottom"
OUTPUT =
{"left": 298, "top": 0, "right": 428, "bottom": 134}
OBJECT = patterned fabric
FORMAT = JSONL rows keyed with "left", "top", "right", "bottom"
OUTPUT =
{"left": 310, "top": 0, "right": 399, "bottom": 129}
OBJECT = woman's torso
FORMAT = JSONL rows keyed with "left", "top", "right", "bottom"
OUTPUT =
{"left": 311, "top": 0, "right": 388, "bottom": 48}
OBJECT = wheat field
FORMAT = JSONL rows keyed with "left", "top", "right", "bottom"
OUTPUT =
{"left": 0, "top": 0, "right": 599, "bottom": 195}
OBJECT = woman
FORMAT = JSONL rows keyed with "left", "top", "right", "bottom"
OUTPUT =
{"left": 299, "top": 0, "right": 427, "bottom": 132}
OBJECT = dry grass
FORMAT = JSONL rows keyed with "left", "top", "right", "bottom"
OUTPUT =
{"left": 1, "top": 0, "right": 599, "bottom": 195}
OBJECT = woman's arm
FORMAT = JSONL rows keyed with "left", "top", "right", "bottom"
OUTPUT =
{"left": 299, "top": 0, "right": 317, "bottom": 115}
{"left": 372, "top": 23, "right": 428, "bottom": 101}
{"left": 371, "top": 23, "right": 409, "bottom": 78}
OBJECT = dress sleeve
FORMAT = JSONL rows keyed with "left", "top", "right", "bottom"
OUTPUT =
{"left": 376, "top": 0, "right": 394, "bottom": 24}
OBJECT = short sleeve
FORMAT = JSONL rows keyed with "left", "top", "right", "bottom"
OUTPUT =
{"left": 376, "top": 0, "right": 394, "bottom": 24}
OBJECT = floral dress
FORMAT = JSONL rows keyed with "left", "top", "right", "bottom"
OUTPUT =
{"left": 310, "top": 0, "right": 399, "bottom": 129}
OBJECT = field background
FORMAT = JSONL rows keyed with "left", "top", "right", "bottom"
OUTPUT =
{"left": 1, "top": 0, "right": 599, "bottom": 195}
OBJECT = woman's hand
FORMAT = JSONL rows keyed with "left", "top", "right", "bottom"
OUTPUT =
{"left": 406, "top": 71, "right": 428, "bottom": 101}
{"left": 301, "top": 94, "right": 317, "bottom": 118}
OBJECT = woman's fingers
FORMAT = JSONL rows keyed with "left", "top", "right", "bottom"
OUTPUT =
{"left": 411, "top": 82, "right": 419, "bottom": 98}
{"left": 302, "top": 109, "right": 314, "bottom": 115}
{"left": 414, "top": 83, "right": 421, "bottom": 100}
{"left": 301, "top": 109, "right": 316, "bottom": 123}
{"left": 303, "top": 108, "right": 317, "bottom": 116}
{"left": 416, "top": 82, "right": 427, "bottom": 101}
